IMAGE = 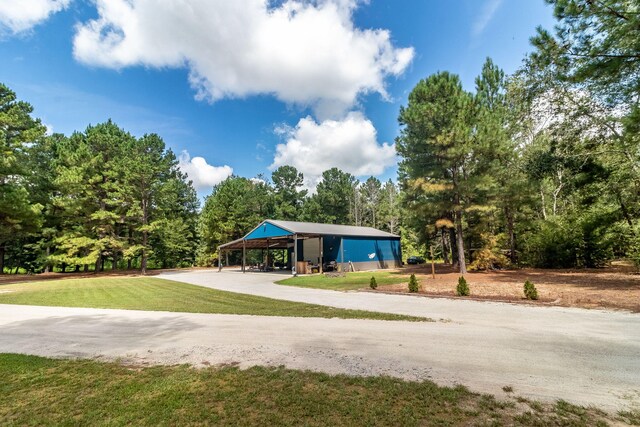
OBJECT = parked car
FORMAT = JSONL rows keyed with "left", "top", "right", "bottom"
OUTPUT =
{"left": 407, "top": 256, "right": 425, "bottom": 265}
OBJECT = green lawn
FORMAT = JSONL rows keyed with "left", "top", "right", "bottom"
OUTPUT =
{"left": 277, "top": 271, "right": 409, "bottom": 290}
{"left": 0, "top": 277, "right": 424, "bottom": 321}
{"left": 0, "top": 354, "right": 628, "bottom": 426}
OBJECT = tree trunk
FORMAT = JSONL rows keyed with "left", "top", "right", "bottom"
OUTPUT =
{"left": 450, "top": 226, "right": 458, "bottom": 267}
{"left": 506, "top": 207, "right": 516, "bottom": 264}
{"left": 617, "top": 193, "right": 635, "bottom": 235}
{"left": 84, "top": 264, "right": 89, "bottom": 273}
{"left": 0, "top": 246, "right": 4, "bottom": 274}
{"left": 372, "top": 208, "right": 376, "bottom": 229}
{"left": 75, "top": 265, "right": 80, "bottom": 273}
{"left": 140, "top": 198, "right": 149, "bottom": 275}
{"left": 141, "top": 247, "right": 147, "bottom": 274}
{"left": 44, "top": 246, "right": 50, "bottom": 273}
{"left": 454, "top": 210, "right": 467, "bottom": 274}
{"left": 441, "top": 229, "right": 450, "bottom": 264}
{"left": 112, "top": 254, "right": 118, "bottom": 270}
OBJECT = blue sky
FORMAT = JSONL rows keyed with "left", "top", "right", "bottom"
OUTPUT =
{"left": 0, "top": 0, "right": 555, "bottom": 197}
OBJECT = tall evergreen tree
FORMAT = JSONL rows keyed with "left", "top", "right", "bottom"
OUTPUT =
{"left": 271, "top": 165, "right": 307, "bottom": 220}
{"left": 306, "top": 168, "right": 357, "bottom": 225}
{"left": 475, "top": 58, "right": 525, "bottom": 263}
{"left": 0, "top": 84, "right": 45, "bottom": 273}
{"left": 197, "top": 176, "right": 274, "bottom": 265}
{"left": 397, "top": 72, "right": 479, "bottom": 273}
{"left": 360, "top": 176, "right": 382, "bottom": 228}
{"left": 378, "top": 180, "right": 400, "bottom": 234}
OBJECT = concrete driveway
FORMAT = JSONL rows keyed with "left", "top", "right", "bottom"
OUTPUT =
{"left": 159, "top": 269, "right": 640, "bottom": 331}
{"left": 1, "top": 269, "right": 639, "bottom": 411}
{"left": 1, "top": 303, "right": 639, "bottom": 412}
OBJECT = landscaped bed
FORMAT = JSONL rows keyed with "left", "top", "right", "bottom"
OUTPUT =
{"left": 278, "top": 263, "right": 640, "bottom": 312}
{"left": 1, "top": 353, "right": 634, "bottom": 426}
{"left": 0, "top": 277, "right": 425, "bottom": 321}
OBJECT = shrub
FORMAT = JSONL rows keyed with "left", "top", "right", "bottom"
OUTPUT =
{"left": 369, "top": 276, "right": 377, "bottom": 290}
{"left": 469, "top": 233, "right": 510, "bottom": 271}
{"left": 630, "top": 226, "right": 640, "bottom": 272}
{"left": 456, "top": 276, "right": 469, "bottom": 296}
{"left": 408, "top": 274, "right": 419, "bottom": 293}
{"left": 524, "top": 280, "right": 538, "bottom": 300}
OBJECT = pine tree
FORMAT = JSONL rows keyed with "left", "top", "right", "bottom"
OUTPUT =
{"left": 397, "top": 72, "right": 479, "bottom": 274}
{"left": 272, "top": 165, "right": 307, "bottom": 220}
{"left": 0, "top": 84, "right": 46, "bottom": 273}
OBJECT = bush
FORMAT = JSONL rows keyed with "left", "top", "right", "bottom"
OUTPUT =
{"left": 630, "top": 226, "right": 640, "bottom": 272}
{"left": 469, "top": 233, "right": 510, "bottom": 271}
{"left": 520, "top": 215, "right": 619, "bottom": 269}
{"left": 408, "top": 274, "right": 419, "bottom": 293}
{"left": 524, "top": 280, "right": 538, "bottom": 300}
{"left": 369, "top": 276, "right": 377, "bottom": 290}
{"left": 456, "top": 276, "right": 470, "bottom": 296}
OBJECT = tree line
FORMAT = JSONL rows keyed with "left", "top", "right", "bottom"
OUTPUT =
{"left": 196, "top": 167, "right": 402, "bottom": 266}
{"left": 1, "top": 88, "right": 199, "bottom": 274}
{"left": 1, "top": 83, "right": 402, "bottom": 273}
{"left": 2, "top": 0, "right": 638, "bottom": 274}
{"left": 397, "top": 0, "right": 639, "bottom": 273}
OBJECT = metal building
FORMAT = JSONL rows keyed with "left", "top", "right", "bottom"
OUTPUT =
{"left": 218, "top": 219, "right": 401, "bottom": 274}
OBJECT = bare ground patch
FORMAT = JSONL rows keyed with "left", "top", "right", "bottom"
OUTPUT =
{"left": 377, "top": 262, "right": 640, "bottom": 313}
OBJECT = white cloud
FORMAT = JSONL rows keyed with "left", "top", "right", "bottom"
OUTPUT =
{"left": 250, "top": 177, "right": 266, "bottom": 185}
{"left": 472, "top": 0, "right": 502, "bottom": 37}
{"left": 72, "top": 0, "right": 414, "bottom": 118}
{"left": 178, "top": 151, "right": 233, "bottom": 191}
{"left": 0, "top": 0, "right": 71, "bottom": 34}
{"left": 270, "top": 112, "right": 396, "bottom": 190}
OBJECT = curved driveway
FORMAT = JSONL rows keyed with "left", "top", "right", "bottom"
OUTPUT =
{"left": 0, "top": 269, "right": 638, "bottom": 412}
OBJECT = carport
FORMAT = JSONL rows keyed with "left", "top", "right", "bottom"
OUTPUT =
{"left": 217, "top": 219, "right": 401, "bottom": 275}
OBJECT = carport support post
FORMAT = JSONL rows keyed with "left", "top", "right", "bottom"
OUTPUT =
{"left": 225, "top": 251, "right": 229, "bottom": 269}
{"left": 319, "top": 237, "right": 323, "bottom": 274}
{"left": 218, "top": 248, "right": 222, "bottom": 272}
{"left": 293, "top": 234, "right": 298, "bottom": 276}
{"left": 242, "top": 239, "right": 246, "bottom": 273}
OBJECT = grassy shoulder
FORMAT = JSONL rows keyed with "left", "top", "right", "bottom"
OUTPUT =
{"left": 277, "top": 271, "right": 408, "bottom": 291}
{"left": 0, "top": 277, "right": 424, "bottom": 321}
{"left": 0, "top": 354, "right": 631, "bottom": 426}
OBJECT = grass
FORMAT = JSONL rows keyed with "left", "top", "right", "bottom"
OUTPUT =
{"left": 0, "top": 354, "right": 629, "bottom": 426}
{"left": 277, "top": 271, "right": 408, "bottom": 291}
{"left": 0, "top": 277, "right": 425, "bottom": 321}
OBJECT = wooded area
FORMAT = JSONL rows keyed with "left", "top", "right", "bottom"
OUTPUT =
{"left": 397, "top": 0, "right": 640, "bottom": 273}
{"left": 1, "top": 0, "right": 638, "bottom": 274}
{"left": 0, "top": 102, "right": 199, "bottom": 274}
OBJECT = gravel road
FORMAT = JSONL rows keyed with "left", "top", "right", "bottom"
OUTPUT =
{"left": 159, "top": 269, "right": 640, "bottom": 331}
{"left": 1, "top": 299, "right": 639, "bottom": 411}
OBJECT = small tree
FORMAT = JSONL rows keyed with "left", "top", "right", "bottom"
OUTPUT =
{"left": 456, "top": 276, "right": 470, "bottom": 296}
{"left": 369, "top": 276, "right": 378, "bottom": 290}
{"left": 524, "top": 280, "right": 538, "bottom": 300}
{"left": 408, "top": 274, "right": 419, "bottom": 293}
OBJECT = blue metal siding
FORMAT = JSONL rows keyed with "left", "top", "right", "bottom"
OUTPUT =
{"left": 322, "top": 235, "right": 341, "bottom": 262}
{"left": 342, "top": 237, "right": 401, "bottom": 265}
{"left": 245, "top": 222, "right": 291, "bottom": 240}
